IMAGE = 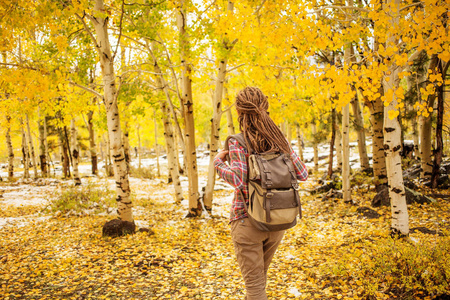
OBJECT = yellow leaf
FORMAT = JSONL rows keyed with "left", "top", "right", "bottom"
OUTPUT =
{"left": 438, "top": 50, "right": 450, "bottom": 62}
{"left": 388, "top": 110, "right": 399, "bottom": 120}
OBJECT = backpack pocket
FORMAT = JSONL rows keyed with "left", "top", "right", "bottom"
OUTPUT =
{"left": 248, "top": 183, "right": 300, "bottom": 226}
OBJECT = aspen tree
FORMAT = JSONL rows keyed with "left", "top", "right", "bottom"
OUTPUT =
{"left": 21, "top": 119, "right": 30, "bottom": 179}
{"left": 78, "top": 0, "right": 133, "bottom": 223}
{"left": 70, "top": 119, "right": 81, "bottom": 186}
{"left": 419, "top": 56, "right": 438, "bottom": 180}
{"left": 149, "top": 42, "right": 183, "bottom": 202}
{"left": 154, "top": 109, "right": 161, "bottom": 178}
{"left": 334, "top": 113, "right": 343, "bottom": 172}
{"left": 177, "top": 0, "right": 201, "bottom": 217}
{"left": 342, "top": 38, "right": 352, "bottom": 204}
{"left": 5, "top": 116, "right": 14, "bottom": 180}
{"left": 26, "top": 114, "right": 38, "bottom": 179}
{"left": 382, "top": 0, "right": 409, "bottom": 235}
{"left": 204, "top": 1, "right": 236, "bottom": 213}
{"left": 296, "top": 124, "right": 304, "bottom": 161}
{"left": 38, "top": 111, "right": 48, "bottom": 177}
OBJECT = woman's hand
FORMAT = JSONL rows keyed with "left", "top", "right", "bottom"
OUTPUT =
{"left": 214, "top": 150, "right": 229, "bottom": 161}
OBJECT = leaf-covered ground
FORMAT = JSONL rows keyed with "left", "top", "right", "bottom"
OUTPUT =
{"left": 0, "top": 176, "right": 449, "bottom": 300}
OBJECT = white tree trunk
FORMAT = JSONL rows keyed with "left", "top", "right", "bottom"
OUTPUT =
{"left": 342, "top": 104, "right": 351, "bottom": 202}
{"left": 43, "top": 115, "right": 50, "bottom": 175}
{"left": 177, "top": 2, "right": 200, "bottom": 216}
{"left": 86, "top": 110, "right": 98, "bottom": 175}
{"left": 123, "top": 121, "right": 131, "bottom": 173}
{"left": 287, "top": 123, "right": 293, "bottom": 145}
{"left": 38, "top": 110, "right": 48, "bottom": 177}
{"left": 351, "top": 94, "right": 370, "bottom": 170}
{"left": 154, "top": 110, "right": 161, "bottom": 177}
{"left": 5, "top": 116, "right": 14, "bottom": 180}
{"left": 70, "top": 119, "right": 81, "bottom": 185}
{"left": 334, "top": 114, "right": 343, "bottom": 171}
{"left": 368, "top": 91, "right": 388, "bottom": 187}
{"left": 418, "top": 56, "right": 438, "bottom": 181}
{"left": 342, "top": 41, "right": 352, "bottom": 203}
{"left": 296, "top": 124, "right": 304, "bottom": 161}
{"left": 383, "top": 0, "right": 409, "bottom": 235}
{"left": 311, "top": 122, "right": 319, "bottom": 173}
{"left": 91, "top": 0, "right": 133, "bottom": 222}
{"left": 26, "top": 114, "right": 38, "bottom": 178}
{"left": 226, "top": 109, "right": 235, "bottom": 135}
{"left": 204, "top": 58, "right": 227, "bottom": 212}
{"left": 150, "top": 43, "right": 183, "bottom": 202}
{"left": 21, "top": 120, "right": 30, "bottom": 179}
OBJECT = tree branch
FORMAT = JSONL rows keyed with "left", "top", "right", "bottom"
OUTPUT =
{"left": 69, "top": 81, "right": 104, "bottom": 100}
{"left": 400, "top": 2, "right": 423, "bottom": 11}
{"left": 254, "top": 0, "right": 268, "bottom": 16}
{"left": 112, "top": 0, "right": 125, "bottom": 60}
{"left": 313, "top": 5, "right": 369, "bottom": 13}
{"left": 75, "top": 13, "right": 102, "bottom": 57}
{"left": 226, "top": 63, "right": 245, "bottom": 73}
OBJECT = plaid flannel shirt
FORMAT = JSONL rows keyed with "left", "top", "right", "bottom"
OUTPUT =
{"left": 214, "top": 138, "right": 308, "bottom": 222}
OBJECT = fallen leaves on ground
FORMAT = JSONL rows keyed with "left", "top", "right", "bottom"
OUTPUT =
{"left": 0, "top": 177, "right": 449, "bottom": 299}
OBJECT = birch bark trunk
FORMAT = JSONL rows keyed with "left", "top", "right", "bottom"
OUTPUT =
{"left": 154, "top": 110, "right": 161, "bottom": 177}
{"left": 419, "top": 55, "right": 439, "bottom": 181}
{"left": 311, "top": 122, "right": 319, "bottom": 173}
{"left": 150, "top": 43, "right": 183, "bottom": 202}
{"left": 38, "top": 111, "right": 48, "bottom": 177}
{"left": 21, "top": 121, "right": 30, "bottom": 179}
{"left": 204, "top": 58, "right": 227, "bottom": 212}
{"left": 351, "top": 93, "right": 370, "bottom": 170}
{"left": 59, "top": 127, "right": 70, "bottom": 178}
{"left": 431, "top": 60, "right": 448, "bottom": 188}
{"left": 342, "top": 103, "right": 351, "bottom": 202}
{"left": 342, "top": 42, "right": 352, "bottom": 203}
{"left": 87, "top": 110, "right": 98, "bottom": 175}
{"left": 383, "top": 0, "right": 409, "bottom": 236}
{"left": 367, "top": 87, "right": 387, "bottom": 187}
{"left": 90, "top": 0, "right": 133, "bottom": 223}
{"left": 226, "top": 109, "right": 235, "bottom": 135}
{"left": 6, "top": 116, "right": 14, "bottom": 180}
{"left": 334, "top": 113, "right": 343, "bottom": 172}
{"left": 328, "top": 109, "right": 336, "bottom": 177}
{"left": 26, "top": 114, "right": 38, "bottom": 178}
{"left": 177, "top": 1, "right": 201, "bottom": 216}
{"left": 123, "top": 121, "right": 131, "bottom": 173}
{"left": 70, "top": 119, "right": 81, "bottom": 185}
{"left": 204, "top": 4, "right": 236, "bottom": 211}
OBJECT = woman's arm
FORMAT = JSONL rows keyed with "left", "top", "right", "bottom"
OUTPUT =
{"left": 290, "top": 148, "right": 308, "bottom": 181}
{"left": 214, "top": 139, "right": 247, "bottom": 189}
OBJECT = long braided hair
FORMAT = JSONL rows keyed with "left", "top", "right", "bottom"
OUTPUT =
{"left": 236, "top": 87, "right": 291, "bottom": 154}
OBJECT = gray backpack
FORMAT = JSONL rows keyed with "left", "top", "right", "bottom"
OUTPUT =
{"left": 225, "top": 133, "right": 302, "bottom": 231}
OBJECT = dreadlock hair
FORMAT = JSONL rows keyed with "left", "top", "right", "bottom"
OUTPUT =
{"left": 235, "top": 87, "right": 291, "bottom": 154}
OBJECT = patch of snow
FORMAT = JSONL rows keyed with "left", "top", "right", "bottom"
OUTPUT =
{"left": 288, "top": 287, "right": 302, "bottom": 297}
{"left": 0, "top": 215, "right": 51, "bottom": 229}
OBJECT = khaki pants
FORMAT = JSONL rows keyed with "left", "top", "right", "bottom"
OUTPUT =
{"left": 231, "top": 218, "right": 285, "bottom": 300}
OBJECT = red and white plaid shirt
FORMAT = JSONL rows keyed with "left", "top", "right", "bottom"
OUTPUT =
{"left": 214, "top": 138, "right": 308, "bottom": 222}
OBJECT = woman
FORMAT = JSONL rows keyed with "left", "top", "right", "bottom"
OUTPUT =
{"left": 214, "top": 87, "right": 308, "bottom": 299}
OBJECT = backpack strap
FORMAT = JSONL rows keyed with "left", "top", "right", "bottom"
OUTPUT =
{"left": 224, "top": 133, "right": 246, "bottom": 149}
{"left": 283, "top": 154, "right": 302, "bottom": 218}
{"left": 224, "top": 133, "right": 247, "bottom": 164}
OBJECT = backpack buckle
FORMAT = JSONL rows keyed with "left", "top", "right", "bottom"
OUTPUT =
{"left": 266, "top": 192, "right": 274, "bottom": 198}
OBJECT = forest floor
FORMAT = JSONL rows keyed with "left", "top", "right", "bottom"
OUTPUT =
{"left": 0, "top": 165, "right": 449, "bottom": 300}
